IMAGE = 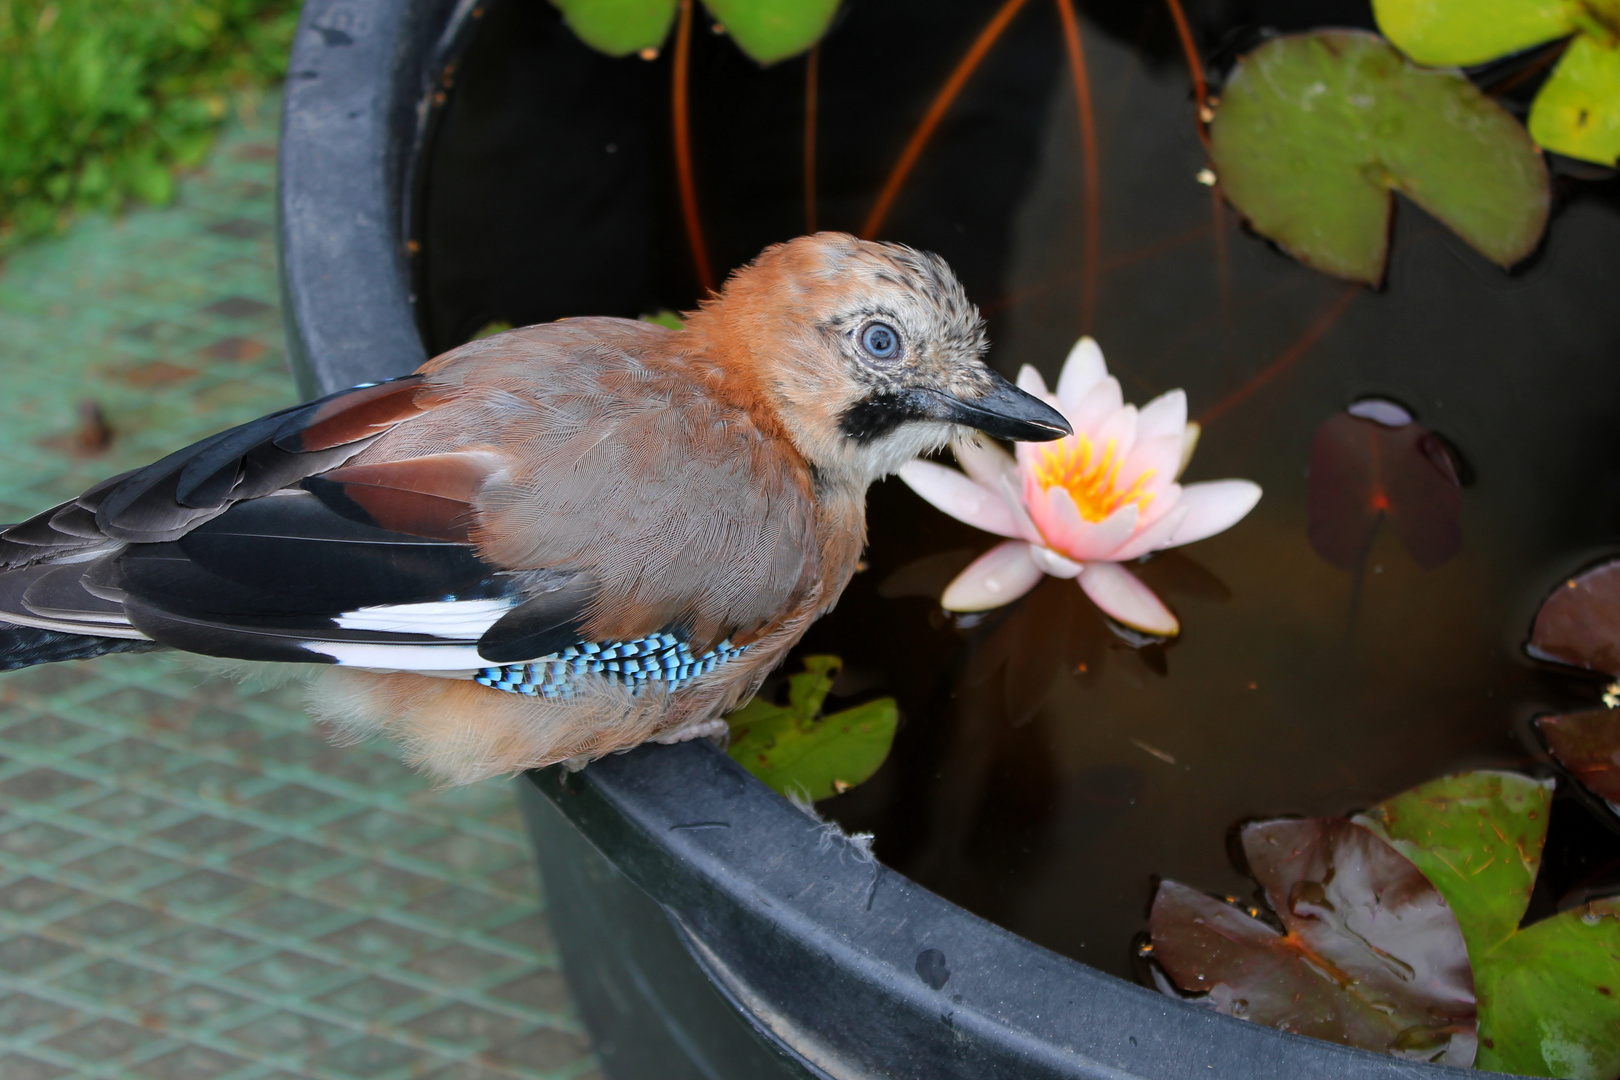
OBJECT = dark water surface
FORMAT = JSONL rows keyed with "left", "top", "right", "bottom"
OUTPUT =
{"left": 418, "top": 0, "right": 1620, "bottom": 981}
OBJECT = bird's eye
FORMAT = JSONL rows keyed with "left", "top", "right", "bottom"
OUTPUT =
{"left": 859, "top": 321, "right": 902, "bottom": 361}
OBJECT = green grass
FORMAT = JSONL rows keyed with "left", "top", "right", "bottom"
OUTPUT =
{"left": 0, "top": 0, "right": 296, "bottom": 250}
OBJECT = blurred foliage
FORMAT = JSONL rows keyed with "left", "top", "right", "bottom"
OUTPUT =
{"left": 726, "top": 655, "right": 899, "bottom": 802}
{"left": 550, "top": 0, "right": 836, "bottom": 64}
{"left": 0, "top": 0, "right": 297, "bottom": 250}
{"left": 1209, "top": 31, "right": 1549, "bottom": 285}
{"left": 1375, "top": 0, "right": 1620, "bottom": 166}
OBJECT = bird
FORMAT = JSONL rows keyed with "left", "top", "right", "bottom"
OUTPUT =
{"left": 0, "top": 233, "right": 1069, "bottom": 784}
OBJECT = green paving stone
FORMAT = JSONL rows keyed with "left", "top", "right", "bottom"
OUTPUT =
{"left": 0, "top": 93, "right": 596, "bottom": 1079}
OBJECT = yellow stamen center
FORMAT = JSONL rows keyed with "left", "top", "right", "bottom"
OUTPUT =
{"left": 1032, "top": 433, "right": 1156, "bottom": 523}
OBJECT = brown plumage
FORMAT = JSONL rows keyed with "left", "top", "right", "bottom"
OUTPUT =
{"left": 0, "top": 233, "right": 1069, "bottom": 783}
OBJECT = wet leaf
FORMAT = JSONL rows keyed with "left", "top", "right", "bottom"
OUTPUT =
{"left": 550, "top": 0, "right": 677, "bottom": 57}
{"left": 1358, "top": 771, "right": 1620, "bottom": 1079}
{"left": 1373, "top": 0, "right": 1574, "bottom": 67}
{"left": 1355, "top": 771, "right": 1550, "bottom": 955}
{"left": 1529, "top": 34, "right": 1620, "bottom": 167}
{"left": 1307, "top": 408, "right": 1462, "bottom": 571}
{"left": 726, "top": 655, "right": 899, "bottom": 801}
{"left": 1539, "top": 709, "right": 1620, "bottom": 803}
{"left": 703, "top": 0, "right": 839, "bottom": 64}
{"left": 1375, "top": 0, "right": 1620, "bottom": 166}
{"left": 1150, "top": 818, "right": 1478, "bottom": 1065}
{"left": 1209, "top": 31, "right": 1550, "bottom": 284}
{"left": 1530, "top": 560, "right": 1620, "bottom": 675}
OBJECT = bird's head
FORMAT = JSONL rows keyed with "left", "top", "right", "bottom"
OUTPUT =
{"left": 687, "top": 233, "right": 1071, "bottom": 483}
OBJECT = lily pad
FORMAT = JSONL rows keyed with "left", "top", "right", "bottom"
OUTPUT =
{"left": 1529, "top": 33, "right": 1620, "bottom": 167}
{"left": 1538, "top": 708, "right": 1620, "bottom": 803}
{"left": 1529, "top": 560, "right": 1620, "bottom": 675}
{"left": 703, "top": 0, "right": 839, "bottom": 64}
{"left": 1307, "top": 404, "right": 1462, "bottom": 572}
{"left": 1358, "top": 771, "right": 1620, "bottom": 1078}
{"left": 551, "top": 0, "right": 835, "bottom": 63}
{"left": 726, "top": 655, "right": 899, "bottom": 801}
{"left": 1150, "top": 817, "right": 1478, "bottom": 1065}
{"left": 550, "top": 0, "right": 677, "bottom": 57}
{"left": 1375, "top": 0, "right": 1620, "bottom": 166}
{"left": 1208, "top": 31, "right": 1550, "bottom": 284}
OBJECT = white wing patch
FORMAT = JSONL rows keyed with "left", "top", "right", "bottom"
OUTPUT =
{"left": 302, "top": 641, "right": 490, "bottom": 670}
{"left": 333, "top": 598, "right": 515, "bottom": 639}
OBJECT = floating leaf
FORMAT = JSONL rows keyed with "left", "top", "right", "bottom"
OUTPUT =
{"left": 703, "top": 0, "right": 839, "bottom": 64}
{"left": 1372, "top": 0, "right": 1574, "bottom": 67}
{"left": 1358, "top": 771, "right": 1620, "bottom": 1079}
{"left": 550, "top": 0, "right": 677, "bottom": 58}
{"left": 726, "top": 655, "right": 898, "bottom": 801}
{"left": 1150, "top": 818, "right": 1477, "bottom": 1065}
{"left": 1538, "top": 709, "right": 1620, "bottom": 803}
{"left": 1529, "top": 34, "right": 1620, "bottom": 167}
{"left": 1530, "top": 560, "right": 1620, "bottom": 675}
{"left": 1307, "top": 404, "right": 1462, "bottom": 571}
{"left": 639, "top": 309, "right": 685, "bottom": 330}
{"left": 1209, "top": 31, "right": 1550, "bottom": 284}
{"left": 1375, "top": 0, "right": 1620, "bottom": 166}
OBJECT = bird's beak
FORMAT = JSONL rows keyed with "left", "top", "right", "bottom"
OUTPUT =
{"left": 921, "top": 370, "right": 1072, "bottom": 442}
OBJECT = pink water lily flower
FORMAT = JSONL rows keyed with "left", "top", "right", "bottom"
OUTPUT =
{"left": 899, "top": 337, "right": 1261, "bottom": 636}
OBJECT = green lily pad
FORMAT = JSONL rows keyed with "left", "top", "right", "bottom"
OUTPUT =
{"left": 550, "top": 0, "right": 677, "bottom": 58}
{"left": 1372, "top": 0, "right": 1574, "bottom": 66}
{"left": 1358, "top": 771, "right": 1620, "bottom": 1079}
{"left": 1208, "top": 31, "right": 1550, "bottom": 284}
{"left": 703, "top": 0, "right": 838, "bottom": 64}
{"left": 726, "top": 655, "right": 899, "bottom": 801}
{"left": 1529, "top": 33, "right": 1620, "bottom": 166}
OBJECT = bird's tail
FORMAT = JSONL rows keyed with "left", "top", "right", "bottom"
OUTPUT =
{"left": 0, "top": 622, "right": 163, "bottom": 672}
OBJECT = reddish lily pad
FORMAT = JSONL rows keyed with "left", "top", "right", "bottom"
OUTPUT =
{"left": 1538, "top": 709, "right": 1620, "bottom": 804}
{"left": 1307, "top": 405, "right": 1462, "bottom": 572}
{"left": 1209, "top": 31, "right": 1550, "bottom": 284}
{"left": 1358, "top": 771, "right": 1620, "bottom": 1079}
{"left": 1150, "top": 817, "right": 1477, "bottom": 1065}
{"left": 1530, "top": 560, "right": 1620, "bottom": 675}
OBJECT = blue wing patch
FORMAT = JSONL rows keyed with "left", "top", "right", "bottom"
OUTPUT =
{"left": 474, "top": 632, "right": 747, "bottom": 699}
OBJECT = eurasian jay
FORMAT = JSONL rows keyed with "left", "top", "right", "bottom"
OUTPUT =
{"left": 0, "top": 233, "right": 1068, "bottom": 783}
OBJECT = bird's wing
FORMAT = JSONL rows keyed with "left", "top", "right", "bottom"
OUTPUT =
{"left": 0, "top": 320, "right": 821, "bottom": 673}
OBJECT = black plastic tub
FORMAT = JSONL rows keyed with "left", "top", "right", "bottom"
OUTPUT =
{"left": 270, "top": 0, "right": 1602, "bottom": 1075}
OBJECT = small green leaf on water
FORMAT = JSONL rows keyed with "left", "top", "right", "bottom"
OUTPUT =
{"left": 471, "top": 320, "right": 513, "bottom": 341}
{"left": 726, "top": 655, "right": 898, "bottom": 802}
{"left": 550, "top": 0, "right": 677, "bottom": 57}
{"left": 701, "top": 0, "right": 838, "bottom": 64}
{"left": 640, "top": 309, "right": 684, "bottom": 330}
{"left": 1358, "top": 771, "right": 1620, "bottom": 1079}
{"left": 1529, "top": 33, "right": 1620, "bottom": 166}
{"left": 1373, "top": 0, "right": 1574, "bottom": 67}
{"left": 1208, "top": 31, "right": 1550, "bottom": 284}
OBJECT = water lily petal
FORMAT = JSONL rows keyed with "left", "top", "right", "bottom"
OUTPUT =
{"left": 1029, "top": 544, "right": 1085, "bottom": 578}
{"left": 1137, "top": 389, "right": 1188, "bottom": 442}
{"left": 1040, "top": 487, "right": 1139, "bottom": 561}
{"left": 1167, "top": 479, "right": 1262, "bottom": 547}
{"left": 942, "top": 540, "right": 1044, "bottom": 612}
{"left": 999, "top": 472, "right": 1045, "bottom": 545}
{"left": 1090, "top": 402, "right": 1139, "bottom": 467}
{"left": 1121, "top": 432, "right": 1182, "bottom": 502}
{"left": 1080, "top": 561, "right": 1180, "bottom": 636}
{"left": 1017, "top": 364, "right": 1050, "bottom": 399}
{"left": 1068, "top": 375, "right": 1125, "bottom": 436}
{"left": 953, "top": 434, "right": 1017, "bottom": 492}
{"left": 1176, "top": 422, "right": 1201, "bottom": 479}
{"left": 898, "top": 460, "right": 1024, "bottom": 539}
{"left": 1057, "top": 337, "right": 1109, "bottom": 416}
{"left": 1108, "top": 500, "right": 1190, "bottom": 562}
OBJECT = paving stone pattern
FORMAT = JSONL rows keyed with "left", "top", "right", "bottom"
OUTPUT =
{"left": 0, "top": 93, "right": 601, "bottom": 1080}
